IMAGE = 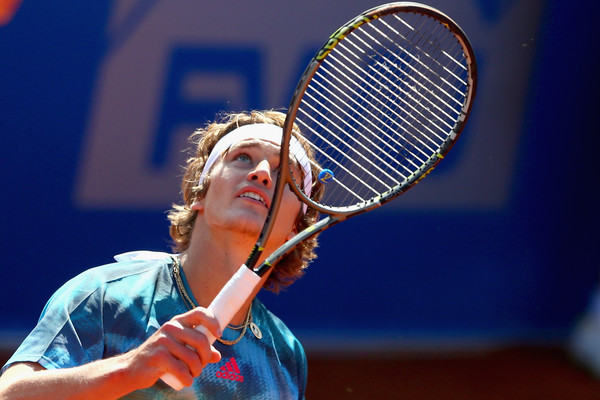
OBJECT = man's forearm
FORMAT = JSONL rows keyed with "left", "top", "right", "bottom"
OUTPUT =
{"left": 0, "top": 356, "right": 139, "bottom": 400}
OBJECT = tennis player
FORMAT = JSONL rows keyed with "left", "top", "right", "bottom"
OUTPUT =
{"left": 0, "top": 110, "right": 323, "bottom": 399}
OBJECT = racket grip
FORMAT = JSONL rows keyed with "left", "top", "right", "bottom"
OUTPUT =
{"left": 160, "top": 264, "right": 262, "bottom": 390}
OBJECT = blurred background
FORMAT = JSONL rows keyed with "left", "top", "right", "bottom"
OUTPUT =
{"left": 1, "top": 0, "right": 599, "bottom": 398}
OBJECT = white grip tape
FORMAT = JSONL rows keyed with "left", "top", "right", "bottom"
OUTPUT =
{"left": 161, "top": 265, "right": 261, "bottom": 390}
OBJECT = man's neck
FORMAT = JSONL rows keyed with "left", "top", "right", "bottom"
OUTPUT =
{"left": 179, "top": 224, "right": 264, "bottom": 326}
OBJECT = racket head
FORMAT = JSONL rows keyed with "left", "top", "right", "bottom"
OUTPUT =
{"left": 281, "top": 2, "right": 477, "bottom": 215}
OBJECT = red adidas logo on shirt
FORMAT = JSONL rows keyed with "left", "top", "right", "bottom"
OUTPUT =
{"left": 216, "top": 357, "right": 244, "bottom": 382}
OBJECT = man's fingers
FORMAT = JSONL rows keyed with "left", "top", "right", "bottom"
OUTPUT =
{"left": 173, "top": 307, "right": 223, "bottom": 340}
{"left": 160, "top": 316, "right": 222, "bottom": 373}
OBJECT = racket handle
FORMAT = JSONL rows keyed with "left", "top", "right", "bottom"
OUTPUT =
{"left": 160, "top": 264, "right": 262, "bottom": 390}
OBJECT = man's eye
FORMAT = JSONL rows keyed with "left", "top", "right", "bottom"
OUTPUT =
{"left": 235, "top": 153, "right": 252, "bottom": 163}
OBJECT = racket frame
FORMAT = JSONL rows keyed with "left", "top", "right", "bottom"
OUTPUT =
{"left": 255, "top": 2, "right": 477, "bottom": 274}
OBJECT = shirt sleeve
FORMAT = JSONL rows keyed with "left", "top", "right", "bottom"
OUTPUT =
{"left": 2, "top": 271, "right": 105, "bottom": 373}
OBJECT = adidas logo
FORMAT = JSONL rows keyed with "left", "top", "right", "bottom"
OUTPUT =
{"left": 216, "top": 357, "right": 244, "bottom": 382}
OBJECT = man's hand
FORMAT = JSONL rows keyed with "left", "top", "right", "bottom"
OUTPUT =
{"left": 0, "top": 307, "right": 222, "bottom": 400}
{"left": 122, "top": 307, "right": 222, "bottom": 389}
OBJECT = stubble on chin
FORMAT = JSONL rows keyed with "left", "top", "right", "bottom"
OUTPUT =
{"left": 220, "top": 214, "right": 264, "bottom": 240}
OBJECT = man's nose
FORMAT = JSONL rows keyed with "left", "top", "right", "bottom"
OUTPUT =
{"left": 249, "top": 159, "right": 273, "bottom": 187}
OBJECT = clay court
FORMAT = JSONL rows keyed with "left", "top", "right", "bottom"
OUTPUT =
{"left": 3, "top": 345, "right": 600, "bottom": 398}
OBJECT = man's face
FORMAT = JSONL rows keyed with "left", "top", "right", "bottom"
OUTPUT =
{"left": 197, "top": 138, "right": 302, "bottom": 248}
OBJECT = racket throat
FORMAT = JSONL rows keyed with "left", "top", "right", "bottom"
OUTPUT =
{"left": 245, "top": 244, "right": 268, "bottom": 275}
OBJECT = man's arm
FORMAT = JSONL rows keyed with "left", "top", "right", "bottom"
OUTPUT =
{"left": 0, "top": 359, "right": 135, "bottom": 400}
{"left": 0, "top": 308, "right": 222, "bottom": 400}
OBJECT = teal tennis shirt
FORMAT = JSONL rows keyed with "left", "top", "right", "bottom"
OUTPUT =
{"left": 3, "top": 252, "right": 307, "bottom": 399}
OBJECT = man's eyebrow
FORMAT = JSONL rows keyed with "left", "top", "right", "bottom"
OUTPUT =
{"left": 226, "top": 141, "right": 303, "bottom": 179}
{"left": 224, "top": 141, "right": 283, "bottom": 163}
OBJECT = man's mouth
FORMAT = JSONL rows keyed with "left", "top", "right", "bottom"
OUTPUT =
{"left": 238, "top": 191, "right": 268, "bottom": 208}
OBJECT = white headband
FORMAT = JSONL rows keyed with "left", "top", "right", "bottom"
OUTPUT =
{"left": 199, "top": 124, "right": 313, "bottom": 204}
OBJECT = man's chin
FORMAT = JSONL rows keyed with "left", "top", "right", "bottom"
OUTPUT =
{"left": 223, "top": 216, "right": 264, "bottom": 238}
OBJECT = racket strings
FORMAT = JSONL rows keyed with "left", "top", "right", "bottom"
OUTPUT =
{"left": 389, "top": 14, "right": 468, "bottom": 102}
{"left": 295, "top": 11, "right": 470, "bottom": 209}
{"left": 363, "top": 14, "right": 467, "bottom": 167}
{"left": 364, "top": 17, "right": 462, "bottom": 140}
{"left": 328, "top": 20, "right": 452, "bottom": 157}
{"left": 314, "top": 53, "right": 432, "bottom": 176}
{"left": 306, "top": 70, "right": 419, "bottom": 177}
{"left": 298, "top": 104, "right": 398, "bottom": 198}
{"left": 321, "top": 49, "right": 436, "bottom": 160}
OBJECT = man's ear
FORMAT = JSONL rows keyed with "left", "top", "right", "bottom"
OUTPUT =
{"left": 191, "top": 199, "right": 204, "bottom": 211}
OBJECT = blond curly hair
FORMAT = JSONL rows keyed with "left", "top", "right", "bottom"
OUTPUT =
{"left": 168, "top": 110, "right": 323, "bottom": 293}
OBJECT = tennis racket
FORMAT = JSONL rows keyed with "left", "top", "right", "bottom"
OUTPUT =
{"left": 162, "top": 1, "right": 477, "bottom": 389}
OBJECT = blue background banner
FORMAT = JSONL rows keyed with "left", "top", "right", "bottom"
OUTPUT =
{"left": 1, "top": 0, "right": 598, "bottom": 352}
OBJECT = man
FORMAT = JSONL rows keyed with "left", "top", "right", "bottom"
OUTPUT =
{"left": 0, "top": 110, "right": 322, "bottom": 399}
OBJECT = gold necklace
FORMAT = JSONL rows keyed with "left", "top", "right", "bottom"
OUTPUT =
{"left": 171, "top": 256, "right": 261, "bottom": 345}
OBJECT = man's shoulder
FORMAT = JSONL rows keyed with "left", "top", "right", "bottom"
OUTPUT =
{"left": 40, "top": 251, "right": 176, "bottom": 320}
{"left": 62, "top": 251, "right": 174, "bottom": 293}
